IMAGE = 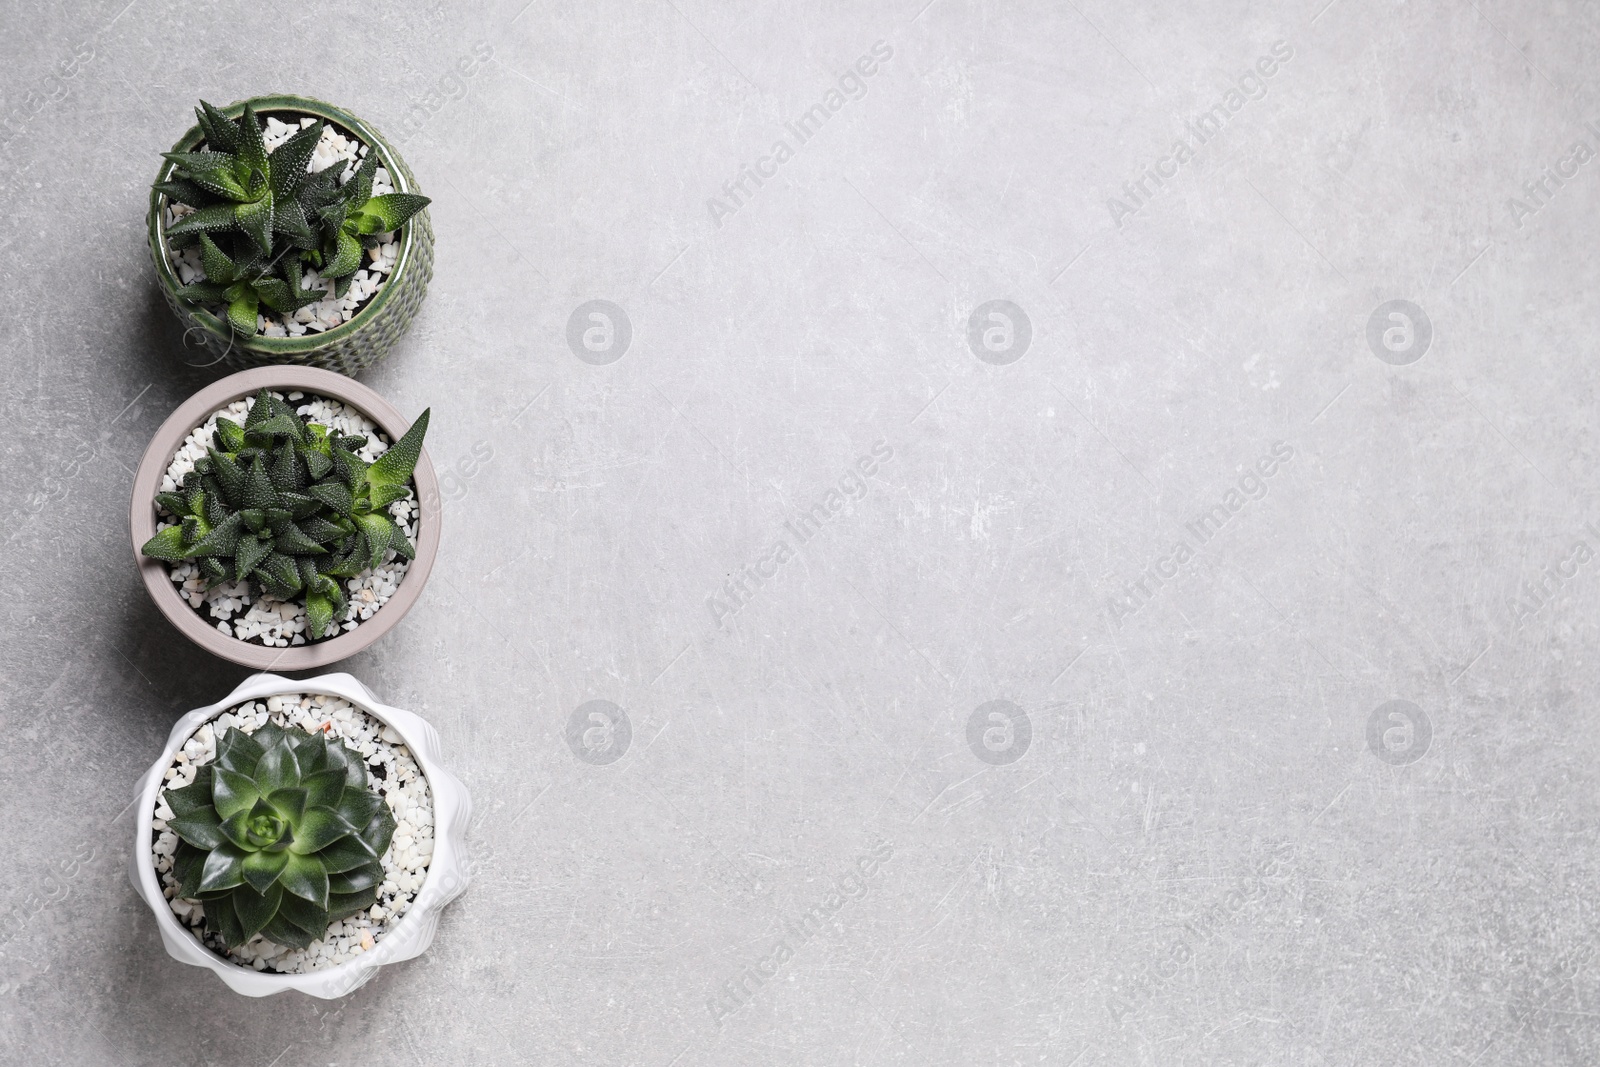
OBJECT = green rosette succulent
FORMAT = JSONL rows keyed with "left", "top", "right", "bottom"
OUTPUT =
{"left": 159, "top": 100, "right": 431, "bottom": 334}
{"left": 140, "top": 389, "right": 430, "bottom": 639}
{"left": 164, "top": 722, "right": 397, "bottom": 950}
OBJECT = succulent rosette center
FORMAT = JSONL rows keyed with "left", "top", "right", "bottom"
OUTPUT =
{"left": 163, "top": 721, "right": 397, "bottom": 950}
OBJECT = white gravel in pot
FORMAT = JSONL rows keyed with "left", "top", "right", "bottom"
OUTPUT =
{"left": 164, "top": 115, "right": 400, "bottom": 337}
{"left": 155, "top": 390, "right": 416, "bottom": 647}
{"left": 150, "top": 693, "right": 435, "bottom": 974}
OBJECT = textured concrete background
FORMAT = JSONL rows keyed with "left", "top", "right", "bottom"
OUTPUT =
{"left": 2, "top": 0, "right": 1598, "bottom": 1063}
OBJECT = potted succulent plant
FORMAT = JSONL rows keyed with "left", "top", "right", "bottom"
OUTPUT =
{"left": 148, "top": 96, "right": 435, "bottom": 375}
{"left": 130, "top": 366, "right": 441, "bottom": 670}
{"left": 130, "top": 672, "right": 471, "bottom": 997}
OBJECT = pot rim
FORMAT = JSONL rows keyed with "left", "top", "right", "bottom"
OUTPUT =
{"left": 129, "top": 672, "right": 471, "bottom": 998}
{"left": 130, "top": 366, "right": 440, "bottom": 669}
{"left": 147, "top": 93, "right": 422, "bottom": 355}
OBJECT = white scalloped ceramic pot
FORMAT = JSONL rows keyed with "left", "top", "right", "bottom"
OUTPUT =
{"left": 128, "top": 672, "right": 470, "bottom": 997}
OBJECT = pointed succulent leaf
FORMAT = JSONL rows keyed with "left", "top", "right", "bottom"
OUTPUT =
{"left": 140, "top": 525, "right": 190, "bottom": 562}
{"left": 308, "top": 830, "right": 377, "bottom": 874}
{"left": 337, "top": 788, "right": 384, "bottom": 831}
{"left": 184, "top": 511, "right": 243, "bottom": 558}
{"left": 226, "top": 288, "right": 259, "bottom": 334}
{"left": 268, "top": 118, "right": 322, "bottom": 198}
{"left": 304, "top": 590, "right": 334, "bottom": 639}
{"left": 250, "top": 276, "right": 296, "bottom": 312}
{"left": 215, "top": 728, "right": 264, "bottom": 774}
{"left": 367, "top": 482, "right": 412, "bottom": 510}
{"left": 328, "top": 862, "right": 383, "bottom": 895}
{"left": 322, "top": 227, "right": 362, "bottom": 279}
{"left": 197, "top": 842, "right": 249, "bottom": 893}
{"left": 278, "top": 852, "right": 330, "bottom": 908}
{"left": 274, "top": 892, "right": 332, "bottom": 939}
{"left": 367, "top": 409, "right": 429, "bottom": 488}
{"left": 164, "top": 767, "right": 214, "bottom": 816}
{"left": 168, "top": 806, "right": 226, "bottom": 850}
{"left": 331, "top": 447, "right": 367, "bottom": 491}
{"left": 353, "top": 511, "right": 398, "bottom": 570}
{"left": 308, "top": 479, "right": 354, "bottom": 514}
{"left": 327, "top": 886, "right": 381, "bottom": 924}
{"left": 231, "top": 881, "right": 282, "bottom": 941}
{"left": 173, "top": 840, "right": 206, "bottom": 898}
{"left": 167, "top": 203, "right": 244, "bottom": 241}
{"left": 163, "top": 152, "right": 247, "bottom": 200}
{"left": 206, "top": 892, "right": 245, "bottom": 947}
{"left": 212, "top": 766, "right": 261, "bottom": 819}
{"left": 359, "top": 803, "right": 398, "bottom": 858}
{"left": 288, "top": 806, "right": 356, "bottom": 855}
{"left": 253, "top": 736, "right": 301, "bottom": 793}
{"left": 242, "top": 454, "right": 281, "bottom": 510}
{"left": 197, "top": 233, "right": 238, "bottom": 284}
{"left": 214, "top": 417, "right": 247, "bottom": 452}
{"left": 235, "top": 195, "right": 273, "bottom": 256}
{"left": 269, "top": 440, "right": 305, "bottom": 491}
{"left": 195, "top": 100, "right": 241, "bottom": 152}
{"left": 300, "top": 766, "right": 346, "bottom": 810}
{"left": 261, "top": 911, "right": 321, "bottom": 951}
{"left": 154, "top": 177, "right": 221, "bottom": 208}
{"left": 235, "top": 103, "right": 270, "bottom": 176}
{"left": 266, "top": 787, "right": 308, "bottom": 822}
{"left": 358, "top": 192, "right": 431, "bottom": 233}
{"left": 233, "top": 533, "right": 268, "bottom": 581}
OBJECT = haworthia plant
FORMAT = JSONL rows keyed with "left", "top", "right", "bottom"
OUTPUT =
{"left": 141, "top": 390, "right": 430, "bottom": 639}
{"left": 164, "top": 722, "right": 396, "bottom": 950}
{"left": 159, "top": 101, "right": 431, "bottom": 334}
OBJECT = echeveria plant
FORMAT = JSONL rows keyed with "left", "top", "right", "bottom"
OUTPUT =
{"left": 140, "top": 389, "right": 429, "bottom": 639}
{"left": 164, "top": 722, "right": 397, "bottom": 950}
{"left": 158, "top": 100, "right": 430, "bottom": 334}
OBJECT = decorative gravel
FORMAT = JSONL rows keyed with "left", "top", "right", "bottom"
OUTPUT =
{"left": 156, "top": 390, "right": 417, "bottom": 647}
{"left": 151, "top": 693, "right": 435, "bottom": 974}
{"left": 163, "top": 114, "right": 400, "bottom": 337}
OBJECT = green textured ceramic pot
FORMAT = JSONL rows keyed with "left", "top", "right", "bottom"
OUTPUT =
{"left": 147, "top": 95, "right": 434, "bottom": 377}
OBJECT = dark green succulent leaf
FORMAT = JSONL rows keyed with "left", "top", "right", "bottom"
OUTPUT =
{"left": 253, "top": 721, "right": 288, "bottom": 750}
{"left": 261, "top": 910, "right": 321, "bottom": 950}
{"left": 322, "top": 228, "right": 362, "bottom": 279}
{"left": 214, "top": 417, "right": 247, "bottom": 452}
{"left": 299, "top": 766, "right": 346, "bottom": 810}
{"left": 235, "top": 195, "right": 273, "bottom": 256}
{"left": 309, "top": 830, "right": 377, "bottom": 874}
{"left": 165, "top": 766, "right": 215, "bottom": 816}
{"left": 233, "top": 534, "right": 268, "bottom": 582}
{"left": 198, "top": 842, "right": 249, "bottom": 893}
{"left": 207, "top": 890, "right": 245, "bottom": 947}
{"left": 332, "top": 447, "right": 368, "bottom": 492}
{"left": 239, "top": 851, "right": 290, "bottom": 899}
{"left": 359, "top": 802, "right": 397, "bottom": 858}
{"left": 352, "top": 512, "right": 397, "bottom": 570}
{"left": 275, "top": 892, "right": 332, "bottom": 939}
{"left": 268, "top": 118, "right": 321, "bottom": 197}
{"left": 266, "top": 786, "right": 308, "bottom": 822}
{"left": 253, "top": 737, "right": 302, "bottom": 794}
{"left": 173, "top": 839, "right": 206, "bottom": 898}
{"left": 269, "top": 520, "right": 326, "bottom": 556}
{"left": 327, "top": 861, "right": 383, "bottom": 896}
{"left": 185, "top": 511, "right": 243, "bottom": 558}
{"left": 307, "top": 479, "right": 354, "bottom": 514}
{"left": 304, "top": 591, "right": 334, "bottom": 639}
{"left": 163, "top": 152, "right": 247, "bottom": 200}
{"left": 215, "top": 728, "right": 264, "bottom": 775}
{"left": 154, "top": 492, "right": 188, "bottom": 516}
{"left": 337, "top": 788, "right": 384, "bottom": 831}
{"left": 230, "top": 880, "right": 282, "bottom": 941}
{"left": 298, "top": 515, "right": 348, "bottom": 544}
{"left": 156, "top": 177, "right": 224, "bottom": 209}
{"left": 212, "top": 766, "right": 261, "bottom": 819}
{"left": 168, "top": 806, "right": 226, "bottom": 850}
{"left": 196, "top": 100, "right": 241, "bottom": 152}
{"left": 174, "top": 283, "right": 232, "bottom": 308}
{"left": 250, "top": 277, "right": 297, "bottom": 313}
{"left": 346, "top": 152, "right": 378, "bottom": 205}
{"left": 288, "top": 806, "right": 355, "bottom": 855}
{"left": 269, "top": 441, "right": 305, "bottom": 491}
{"left": 235, "top": 103, "right": 270, "bottom": 177}
{"left": 242, "top": 454, "right": 281, "bottom": 511}
{"left": 367, "top": 409, "right": 429, "bottom": 488}
{"left": 197, "top": 233, "right": 238, "bottom": 285}
{"left": 326, "top": 885, "right": 380, "bottom": 924}
{"left": 279, "top": 851, "right": 330, "bottom": 908}
{"left": 198, "top": 556, "right": 228, "bottom": 583}
{"left": 358, "top": 192, "right": 431, "bottom": 233}
{"left": 226, "top": 288, "right": 259, "bottom": 334}
{"left": 140, "top": 525, "right": 190, "bottom": 562}
{"left": 206, "top": 448, "right": 245, "bottom": 504}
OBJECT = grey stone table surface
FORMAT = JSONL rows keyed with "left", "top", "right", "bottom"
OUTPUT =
{"left": 1, "top": 0, "right": 1597, "bottom": 1063}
